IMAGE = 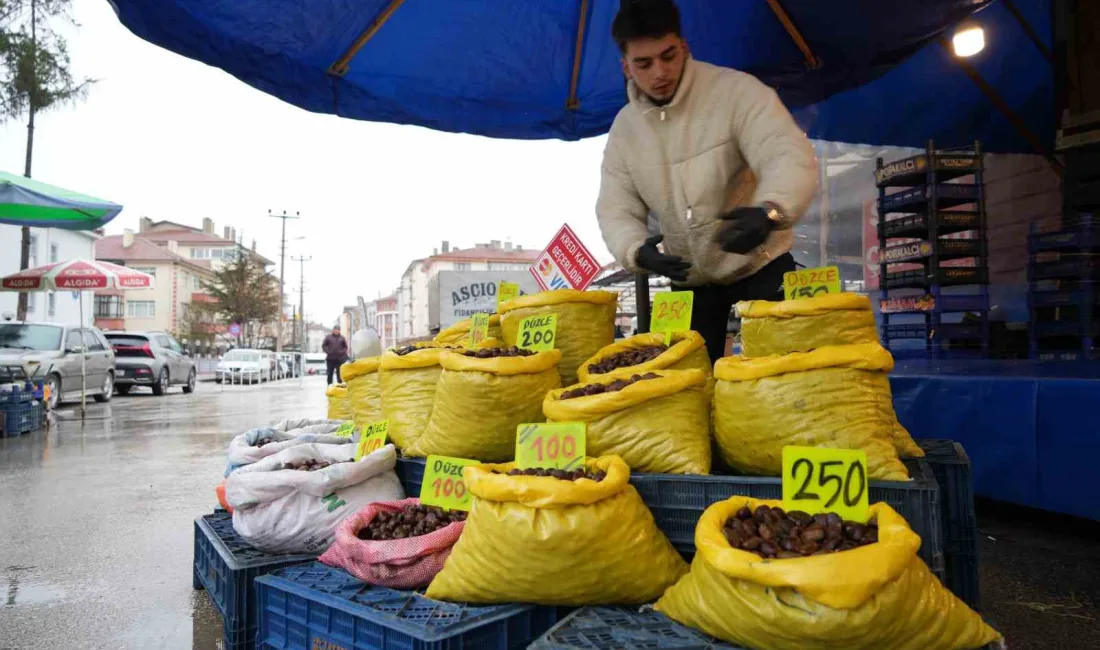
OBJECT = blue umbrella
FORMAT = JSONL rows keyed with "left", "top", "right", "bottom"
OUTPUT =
{"left": 110, "top": 1, "right": 1051, "bottom": 152}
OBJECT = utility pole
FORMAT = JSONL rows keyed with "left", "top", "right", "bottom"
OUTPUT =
{"left": 269, "top": 210, "right": 299, "bottom": 351}
{"left": 16, "top": 0, "right": 38, "bottom": 321}
{"left": 292, "top": 255, "right": 312, "bottom": 352}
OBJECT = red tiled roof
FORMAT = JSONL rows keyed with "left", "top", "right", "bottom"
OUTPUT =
{"left": 429, "top": 248, "right": 539, "bottom": 262}
{"left": 95, "top": 235, "right": 209, "bottom": 273}
{"left": 141, "top": 229, "right": 235, "bottom": 245}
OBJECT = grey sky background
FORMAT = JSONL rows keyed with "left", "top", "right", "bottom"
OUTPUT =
{"left": 0, "top": 0, "right": 615, "bottom": 324}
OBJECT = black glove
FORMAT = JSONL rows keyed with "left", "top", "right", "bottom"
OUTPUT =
{"left": 716, "top": 207, "right": 773, "bottom": 254}
{"left": 635, "top": 235, "right": 691, "bottom": 282}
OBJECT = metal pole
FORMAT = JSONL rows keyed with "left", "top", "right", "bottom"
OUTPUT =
{"left": 269, "top": 210, "right": 299, "bottom": 351}
{"left": 635, "top": 273, "right": 651, "bottom": 333}
{"left": 80, "top": 292, "right": 86, "bottom": 418}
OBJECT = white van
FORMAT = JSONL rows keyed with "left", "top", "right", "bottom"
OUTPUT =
{"left": 215, "top": 348, "right": 273, "bottom": 384}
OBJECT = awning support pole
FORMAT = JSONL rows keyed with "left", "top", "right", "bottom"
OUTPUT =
{"left": 764, "top": 0, "right": 821, "bottom": 69}
{"left": 635, "top": 273, "right": 651, "bottom": 334}
{"left": 566, "top": 0, "right": 591, "bottom": 110}
{"left": 1002, "top": 0, "right": 1054, "bottom": 63}
{"left": 328, "top": 0, "right": 406, "bottom": 77}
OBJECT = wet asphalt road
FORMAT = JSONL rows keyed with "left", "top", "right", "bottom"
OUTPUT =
{"left": 1, "top": 375, "right": 1098, "bottom": 649}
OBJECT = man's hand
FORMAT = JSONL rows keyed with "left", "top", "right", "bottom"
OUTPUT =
{"left": 716, "top": 207, "right": 773, "bottom": 254}
{"left": 636, "top": 235, "right": 691, "bottom": 282}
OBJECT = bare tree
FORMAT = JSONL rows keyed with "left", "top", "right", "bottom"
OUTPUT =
{"left": 199, "top": 254, "right": 281, "bottom": 350}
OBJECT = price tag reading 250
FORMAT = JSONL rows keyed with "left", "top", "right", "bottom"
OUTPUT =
{"left": 515, "top": 422, "right": 586, "bottom": 471}
{"left": 782, "top": 446, "right": 869, "bottom": 523}
{"left": 420, "top": 455, "right": 479, "bottom": 511}
{"left": 517, "top": 313, "right": 557, "bottom": 352}
{"left": 651, "top": 291, "right": 693, "bottom": 344}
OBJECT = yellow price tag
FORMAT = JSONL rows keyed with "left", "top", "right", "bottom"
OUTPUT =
{"left": 497, "top": 281, "right": 520, "bottom": 310}
{"left": 420, "top": 455, "right": 479, "bottom": 511}
{"left": 517, "top": 313, "right": 557, "bottom": 352}
{"left": 468, "top": 313, "right": 491, "bottom": 348}
{"left": 651, "top": 291, "right": 693, "bottom": 344}
{"left": 783, "top": 266, "right": 841, "bottom": 300}
{"left": 515, "top": 422, "right": 586, "bottom": 470}
{"left": 782, "top": 446, "right": 869, "bottom": 523}
{"left": 334, "top": 422, "right": 355, "bottom": 438}
{"left": 354, "top": 420, "right": 388, "bottom": 461}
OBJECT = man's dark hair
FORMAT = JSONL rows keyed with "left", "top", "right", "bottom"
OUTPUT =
{"left": 611, "top": 0, "right": 682, "bottom": 53}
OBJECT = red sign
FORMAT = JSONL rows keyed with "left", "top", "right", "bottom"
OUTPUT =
{"left": 880, "top": 295, "right": 936, "bottom": 313}
{"left": 530, "top": 224, "right": 600, "bottom": 291}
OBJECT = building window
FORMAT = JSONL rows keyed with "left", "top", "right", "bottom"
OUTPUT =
{"left": 455, "top": 262, "right": 471, "bottom": 271}
{"left": 192, "top": 275, "right": 202, "bottom": 290}
{"left": 94, "top": 295, "right": 124, "bottom": 319}
{"left": 48, "top": 292, "right": 56, "bottom": 317}
{"left": 50, "top": 243, "right": 59, "bottom": 263}
{"left": 29, "top": 234, "right": 38, "bottom": 267}
{"left": 132, "top": 266, "right": 157, "bottom": 277}
{"left": 190, "top": 247, "right": 210, "bottom": 259}
{"left": 127, "top": 300, "right": 156, "bottom": 318}
{"left": 26, "top": 292, "right": 36, "bottom": 313}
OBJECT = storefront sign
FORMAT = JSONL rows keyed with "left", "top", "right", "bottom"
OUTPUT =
{"left": 530, "top": 224, "right": 600, "bottom": 291}
{"left": 430, "top": 271, "right": 537, "bottom": 329}
{"left": 420, "top": 455, "right": 479, "bottom": 511}
{"left": 783, "top": 266, "right": 841, "bottom": 300}
{"left": 782, "top": 446, "right": 869, "bottom": 524}
{"left": 515, "top": 422, "right": 586, "bottom": 471}
{"left": 651, "top": 291, "right": 693, "bottom": 344}
{"left": 881, "top": 241, "right": 933, "bottom": 263}
{"left": 938, "top": 155, "right": 980, "bottom": 171}
{"left": 354, "top": 420, "right": 389, "bottom": 461}
{"left": 874, "top": 155, "right": 927, "bottom": 184}
{"left": 468, "top": 313, "right": 491, "bottom": 347}
{"left": 517, "top": 314, "right": 557, "bottom": 352}
{"left": 880, "top": 295, "right": 936, "bottom": 313}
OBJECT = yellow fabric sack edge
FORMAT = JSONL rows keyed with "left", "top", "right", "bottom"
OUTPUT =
{"left": 656, "top": 497, "right": 1000, "bottom": 650}
{"left": 405, "top": 349, "right": 563, "bottom": 460}
{"left": 543, "top": 369, "right": 710, "bottom": 474}
{"left": 576, "top": 330, "right": 711, "bottom": 382}
{"left": 325, "top": 384, "right": 352, "bottom": 420}
{"left": 345, "top": 357, "right": 384, "bottom": 427}
{"left": 425, "top": 455, "right": 688, "bottom": 605}
{"left": 735, "top": 293, "right": 871, "bottom": 319}
{"left": 499, "top": 289, "right": 618, "bottom": 386}
{"left": 378, "top": 348, "right": 453, "bottom": 450}
{"left": 341, "top": 356, "right": 381, "bottom": 381}
{"left": 434, "top": 314, "right": 503, "bottom": 346}
{"left": 736, "top": 295, "right": 881, "bottom": 359}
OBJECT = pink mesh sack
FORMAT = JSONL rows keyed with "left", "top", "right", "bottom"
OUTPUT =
{"left": 319, "top": 497, "right": 465, "bottom": 589}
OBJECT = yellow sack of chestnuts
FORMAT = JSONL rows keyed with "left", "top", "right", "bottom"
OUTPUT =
{"left": 341, "top": 356, "right": 383, "bottom": 429}
{"left": 713, "top": 343, "right": 919, "bottom": 480}
{"left": 325, "top": 384, "right": 352, "bottom": 421}
{"left": 736, "top": 294, "right": 880, "bottom": 358}
{"left": 405, "top": 348, "right": 562, "bottom": 461}
{"left": 425, "top": 455, "right": 687, "bottom": 606}
{"left": 434, "top": 315, "right": 503, "bottom": 347}
{"left": 656, "top": 496, "right": 1000, "bottom": 650}
{"left": 544, "top": 369, "right": 710, "bottom": 475}
{"left": 378, "top": 347, "right": 451, "bottom": 451}
{"left": 576, "top": 330, "right": 711, "bottom": 382}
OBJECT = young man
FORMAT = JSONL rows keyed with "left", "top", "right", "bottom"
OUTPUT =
{"left": 596, "top": 0, "right": 818, "bottom": 362}
{"left": 321, "top": 325, "right": 348, "bottom": 385}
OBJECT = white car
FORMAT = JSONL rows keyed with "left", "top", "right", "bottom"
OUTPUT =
{"left": 214, "top": 349, "right": 272, "bottom": 384}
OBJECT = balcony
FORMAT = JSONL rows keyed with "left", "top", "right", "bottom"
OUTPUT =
{"left": 191, "top": 292, "right": 217, "bottom": 304}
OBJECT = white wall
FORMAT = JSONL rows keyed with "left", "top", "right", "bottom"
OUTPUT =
{"left": 0, "top": 225, "right": 96, "bottom": 326}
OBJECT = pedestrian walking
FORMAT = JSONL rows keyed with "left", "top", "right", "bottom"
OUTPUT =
{"left": 322, "top": 326, "right": 349, "bottom": 385}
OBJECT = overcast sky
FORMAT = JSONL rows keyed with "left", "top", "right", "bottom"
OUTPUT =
{"left": 0, "top": 0, "right": 614, "bottom": 324}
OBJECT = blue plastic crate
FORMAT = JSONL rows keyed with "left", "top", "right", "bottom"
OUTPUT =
{"left": 0, "top": 400, "right": 44, "bottom": 437}
{"left": 255, "top": 562, "right": 560, "bottom": 650}
{"left": 914, "top": 440, "right": 980, "bottom": 611}
{"left": 529, "top": 607, "right": 741, "bottom": 649}
{"left": 396, "top": 456, "right": 426, "bottom": 498}
{"left": 194, "top": 511, "right": 316, "bottom": 650}
{"left": 630, "top": 460, "right": 944, "bottom": 580}
{"left": 0, "top": 386, "right": 34, "bottom": 405}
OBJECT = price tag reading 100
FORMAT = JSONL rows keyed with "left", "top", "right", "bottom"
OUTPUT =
{"left": 517, "top": 313, "right": 557, "bottom": 352}
{"left": 781, "top": 446, "right": 869, "bottom": 523}
{"left": 515, "top": 422, "right": 586, "bottom": 471}
{"left": 420, "top": 455, "right": 480, "bottom": 511}
{"left": 354, "top": 419, "right": 389, "bottom": 461}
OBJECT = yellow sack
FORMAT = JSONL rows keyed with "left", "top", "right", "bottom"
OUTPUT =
{"left": 425, "top": 455, "right": 688, "bottom": 605}
{"left": 406, "top": 349, "right": 563, "bottom": 460}
{"left": 434, "top": 315, "right": 503, "bottom": 347}
{"left": 577, "top": 331, "right": 711, "bottom": 382}
{"left": 342, "top": 357, "right": 383, "bottom": 428}
{"left": 544, "top": 369, "right": 711, "bottom": 474}
{"left": 325, "top": 384, "right": 352, "bottom": 420}
{"left": 713, "top": 344, "right": 915, "bottom": 480}
{"left": 736, "top": 294, "right": 880, "bottom": 358}
{"left": 500, "top": 289, "right": 618, "bottom": 386}
{"left": 656, "top": 497, "right": 1000, "bottom": 650}
{"left": 378, "top": 348, "right": 449, "bottom": 451}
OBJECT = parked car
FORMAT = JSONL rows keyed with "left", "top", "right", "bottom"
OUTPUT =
{"left": 304, "top": 353, "right": 326, "bottom": 376}
{"left": 105, "top": 331, "right": 196, "bottom": 396}
{"left": 215, "top": 348, "right": 272, "bottom": 384}
{"left": 276, "top": 351, "right": 302, "bottom": 379}
{"left": 0, "top": 322, "right": 116, "bottom": 409}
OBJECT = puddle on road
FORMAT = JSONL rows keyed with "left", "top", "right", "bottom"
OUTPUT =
{"left": 3, "top": 567, "right": 66, "bottom": 607}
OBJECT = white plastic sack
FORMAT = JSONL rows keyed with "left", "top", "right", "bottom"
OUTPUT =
{"left": 227, "top": 442, "right": 404, "bottom": 554}
{"left": 225, "top": 426, "right": 351, "bottom": 476}
{"left": 271, "top": 418, "right": 346, "bottom": 433}
{"left": 352, "top": 328, "right": 382, "bottom": 359}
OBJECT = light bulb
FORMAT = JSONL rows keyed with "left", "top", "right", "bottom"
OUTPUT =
{"left": 952, "top": 23, "right": 985, "bottom": 57}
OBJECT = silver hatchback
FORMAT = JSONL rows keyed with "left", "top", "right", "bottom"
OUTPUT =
{"left": 105, "top": 331, "right": 196, "bottom": 396}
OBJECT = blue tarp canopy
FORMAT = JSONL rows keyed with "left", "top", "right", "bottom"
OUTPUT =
{"left": 111, "top": 0, "right": 1053, "bottom": 153}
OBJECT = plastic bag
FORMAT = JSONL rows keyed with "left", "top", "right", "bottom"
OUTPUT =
{"left": 656, "top": 496, "right": 1000, "bottom": 650}
{"left": 406, "top": 349, "right": 562, "bottom": 460}
{"left": 499, "top": 289, "right": 618, "bottom": 386}
{"left": 425, "top": 455, "right": 687, "bottom": 605}
{"left": 319, "top": 497, "right": 465, "bottom": 589}
{"left": 226, "top": 442, "right": 404, "bottom": 554}
{"left": 713, "top": 343, "right": 914, "bottom": 480}
{"left": 544, "top": 369, "right": 711, "bottom": 474}
{"left": 736, "top": 294, "right": 880, "bottom": 358}
{"left": 326, "top": 384, "right": 353, "bottom": 420}
{"left": 225, "top": 426, "right": 352, "bottom": 476}
{"left": 577, "top": 330, "right": 711, "bottom": 382}
{"left": 379, "top": 348, "right": 448, "bottom": 451}
{"left": 343, "top": 357, "right": 384, "bottom": 427}
{"left": 270, "top": 418, "right": 346, "bottom": 434}
{"left": 434, "top": 315, "right": 502, "bottom": 347}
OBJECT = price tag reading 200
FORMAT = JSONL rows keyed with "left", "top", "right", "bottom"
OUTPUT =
{"left": 515, "top": 422, "right": 586, "bottom": 471}
{"left": 420, "top": 455, "right": 479, "bottom": 511}
{"left": 782, "top": 446, "right": 869, "bottom": 523}
{"left": 517, "top": 313, "right": 557, "bottom": 352}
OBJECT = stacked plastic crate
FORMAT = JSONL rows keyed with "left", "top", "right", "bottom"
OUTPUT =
{"left": 0, "top": 382, "right": 45, "bottom": 437}
{"left": 1027, "top": 217, "right": 1100, "bottom": 361}
{"left": 876, "top": 141, "right": 991, "bottom": 358}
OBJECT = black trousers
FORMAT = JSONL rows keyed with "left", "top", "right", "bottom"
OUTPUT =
{"left": 679, "top": 253, "right": 796, "bottom": 363}
{"left": 326, "top": 359, "right": 343, "bottom": 385}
